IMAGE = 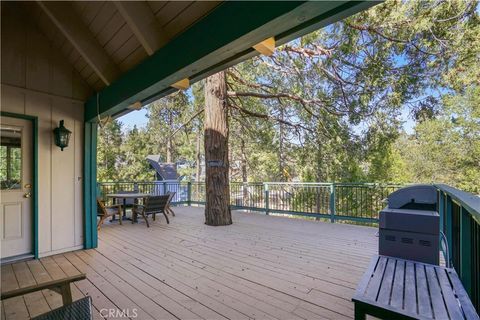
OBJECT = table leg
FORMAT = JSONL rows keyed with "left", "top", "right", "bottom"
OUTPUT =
{"left": 133, "top": 198, "right": 139, "bottom": 223}
{"left": 123, "top": 198, "right": 127, "bottom": 218}
{"left": 354, "top": 304, "right": 366, "bottom": 320}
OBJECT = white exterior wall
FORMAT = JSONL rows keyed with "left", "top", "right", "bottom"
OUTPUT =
{"left": 1, "top": 3, "right": 91, "bottom": 257}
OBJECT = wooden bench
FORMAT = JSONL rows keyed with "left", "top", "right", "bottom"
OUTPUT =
{"left": 353, "top": 255, "right": 479, "bottom": 320}
{"left": 1, "top": 273, "right": 86, "bottom": 305}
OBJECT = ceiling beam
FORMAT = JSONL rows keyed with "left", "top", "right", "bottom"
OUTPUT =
{"left": 113, "top": 1, "right": 168, "bottom": 56}
{"left": 37, "top": 1, "right": 119, "bottom": 86}
{"left": 85, "top": 1, "right": 379, "bottom": 122}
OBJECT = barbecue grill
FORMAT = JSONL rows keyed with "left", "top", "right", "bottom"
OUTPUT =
{"left": 379, "top": 184, "right": 440, "bottom": 265}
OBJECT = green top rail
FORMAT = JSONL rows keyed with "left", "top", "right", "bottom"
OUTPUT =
{"left": 436, "top": 184, "right": 480, "bottom": 223}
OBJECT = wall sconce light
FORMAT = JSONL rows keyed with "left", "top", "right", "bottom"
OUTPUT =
{"left": 53, "top": 120, "right": 71, "bottom": 151}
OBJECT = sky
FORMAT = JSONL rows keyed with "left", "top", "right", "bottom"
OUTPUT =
{"left": 118, "top": 108, "right": 149, "bottom": 131}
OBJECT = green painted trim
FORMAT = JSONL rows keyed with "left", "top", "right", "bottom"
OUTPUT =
{"left": 85, "top": 1, "right": 376, "bottom": 121}
{"left": 1, "top": 112, "right": 39, "bottom": 258}
{"left": 83, "top": 122, "right": 98, "bottom": 249}
{"left": 460, "top": 206, "right": 472, "bottom": 294}
{"left": 33, "top": 118, "right": 38, "bottom": 258}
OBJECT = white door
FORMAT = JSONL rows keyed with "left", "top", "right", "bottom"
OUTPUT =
{"left": 0, "top": 116, "right": 33, "bottom": 259}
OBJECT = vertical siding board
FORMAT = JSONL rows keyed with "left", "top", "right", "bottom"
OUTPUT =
{"left": 0, "top": 3, "right": 27, "bottom": 87}
{"left": 51, "top": 99, "right": 76, "bottom": 251}
{"left": 1, "top": 10, "right": 86, "bottom": 257}
{"left": 74, "top": 105, "right": 84, "bottom": 247}
{"left": 25, "top": 93, "right": 53, "bottom": 255}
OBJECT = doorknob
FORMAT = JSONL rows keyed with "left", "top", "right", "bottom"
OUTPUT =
{"left": 24, "top": 192, "right": 31, "bottom": 198}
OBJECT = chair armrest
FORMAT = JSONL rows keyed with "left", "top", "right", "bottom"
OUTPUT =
{"left": 1, "top": 274, "right": 86, "bottom": 300}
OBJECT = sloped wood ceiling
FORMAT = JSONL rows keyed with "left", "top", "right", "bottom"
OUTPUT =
{"left": 18, "top": 1, "right": 222, "bottom": 95}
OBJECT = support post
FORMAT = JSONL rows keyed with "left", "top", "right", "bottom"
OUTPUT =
{"left": 460, "top": 206, "right": 472, "bottom": 294}
{"left": 329, "top": 183, "right": 336, "bottom": 223}
{"left": 264, "top": 183, "right": 270, "bottom": 215}
{"left": 83, "top": 122, "right": 98, "bottom": 249}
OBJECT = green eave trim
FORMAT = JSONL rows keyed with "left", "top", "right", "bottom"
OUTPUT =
{"left": 1, "top": 112, "right": 39, "bottom": 258}
{"left": 85, "top": 0, "right": 377, "bottom": 121}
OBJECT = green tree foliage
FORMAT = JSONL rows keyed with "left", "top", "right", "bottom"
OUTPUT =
{"left": 397, "top": 86, "right": 480, "bottom": 193}
{"left": 120, "top": 126, "right": 154, "bottom": 181}
{"left": 97, "top": 120, "right": 122, "bottom": 181}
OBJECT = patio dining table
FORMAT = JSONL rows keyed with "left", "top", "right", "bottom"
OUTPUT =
{"left": 106, "top": 192, "right": 151, "bottom": 221}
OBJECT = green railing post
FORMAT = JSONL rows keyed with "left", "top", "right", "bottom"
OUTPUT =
{"left": 329, "top": 183, "right": 336, "bottom": 223}
{"left": 438, "top": 190, "right": 445, "bottom": 233}
{"left": 264, "top": 183, "right": 269, "bottom": 215}
{"left": 460, "top": 206, "right": 472, "bottom": 295}
{"left": 163, "top": 181, "right": 167, "bottom": 194}
{"left": 187, "top": 181, "right": 192, "bottom": 206}
{"left": 446, "top": 195, "right": 453, "bottom": 260}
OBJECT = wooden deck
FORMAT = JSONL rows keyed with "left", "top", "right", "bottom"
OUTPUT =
{"left": 1, "top": 207, "right": 378, "bottom": 320}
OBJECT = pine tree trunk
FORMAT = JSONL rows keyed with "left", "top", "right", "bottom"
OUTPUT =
{"left": 195, "top": 128, "right": 201, "bottom": 181}
{"left": 166, "top": 139, "right": 172, "bottom": 163}
{"left": 166, "top": 111, "right": 173, "bottom": 162}
{"left": 278, "top": 104, "right": 286, "bottom": 181}
{"left": 240, "top": 138, "right": 248, "bottom": 206}
{"left": 204, "top": 71, "right": 232, "bottom": 226}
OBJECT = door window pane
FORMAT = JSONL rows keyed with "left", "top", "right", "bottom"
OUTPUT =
{"left": 0, "top": 127, "right": 22, "bottom": 190}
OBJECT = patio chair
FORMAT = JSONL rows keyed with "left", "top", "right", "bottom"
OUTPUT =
{"left": 166, "top": 191, "right": 176, "bottom": 216}
{"left": 97, "top": 198, "right": 122, "bottom": 229}
{"left": 132, "top": 195, "right": 170, "bottom": 227}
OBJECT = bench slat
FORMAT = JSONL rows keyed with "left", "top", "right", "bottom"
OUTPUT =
{"left": 377, "top": 258, "right": 396, "bottom": 305}
{"left": 354, "top": 255, "right": 380, "bottom": 298}
{"left": 415, "top": 264, "right": 433, "bottom": 318}
{"left": 390, "top": 260, "right": 405, "bottom": 309}
{"left": 425, "top": 265, "right": 448, "bottom": 318}
{"left": 365, "top": 256, "right": 387, "bottom": 301}
{"left": 404, "top": 261, "right": 417, "bottom": 315}
{"left": 437, "top": 268, "right": 464, "bottom": 320}
{"left": 448, "top": 269, "right": 479, "bottom": 320}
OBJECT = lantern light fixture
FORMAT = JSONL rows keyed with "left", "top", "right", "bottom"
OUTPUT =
{"left": 53, "top": 120, "right": 72, "bottom": 151}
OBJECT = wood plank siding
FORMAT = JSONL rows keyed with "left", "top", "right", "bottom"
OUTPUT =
{"left": 1, "top": 207, "right": 378, "bottom": 319}
{"left": 10, "top": 1, "right": 222, "bottom": 94}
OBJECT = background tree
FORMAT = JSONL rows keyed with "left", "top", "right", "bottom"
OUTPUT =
{"left": 97, "top": 120, "right": 122, "bottom": 181}
{"left": 97, "top": 0, "right": 479, "bottom": 193}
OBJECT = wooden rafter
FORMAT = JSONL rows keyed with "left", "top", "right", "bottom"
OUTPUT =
{"left": 37, "top": 1, "right": 119, "bottom": 86}
{"left": 113, "top": 1, "right": 168, "bottom": 56}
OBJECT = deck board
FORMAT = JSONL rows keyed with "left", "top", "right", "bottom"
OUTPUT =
{"left": 1, "top": 206, "right": 377, "bottom": 319}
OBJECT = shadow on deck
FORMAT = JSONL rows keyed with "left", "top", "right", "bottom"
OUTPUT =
{"left": 1, "top": 206, "right": 378, "bottom": 319}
